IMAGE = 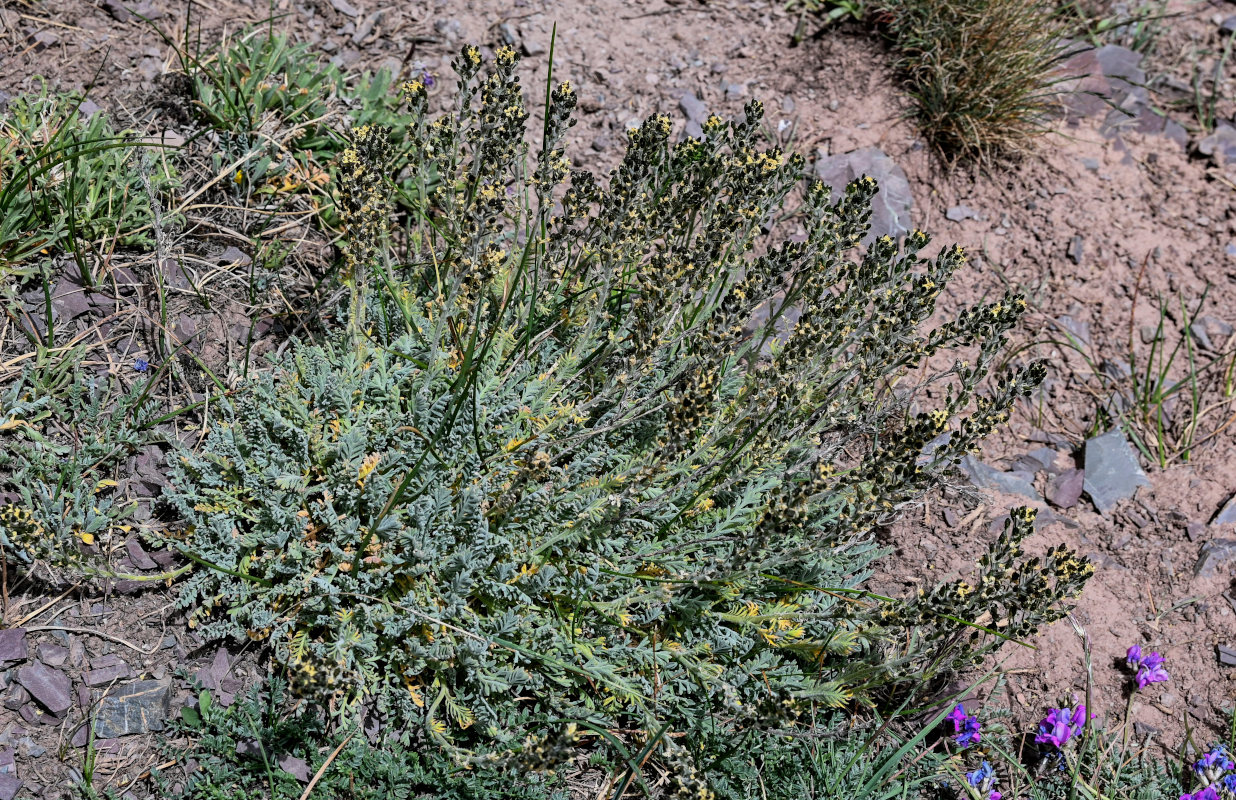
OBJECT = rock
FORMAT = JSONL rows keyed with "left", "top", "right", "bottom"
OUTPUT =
{"left": 1026, "top": 447, "right": 1062, "bottom": 473}
{"left": 723, "top": 82, "right": 746, "bottom": 102}
{"left": 1218, "top": 644, "right": 1236, "bottom": 667}
{"left": 1198, "top": 124, "right": 1236, "bottom": 166}
{"left": 1133, "top": 721, "right": 1160, "bottom": 737}
{"left": 1221, "top": 15, "right": 1236, "bottom": 34}
{"left": 124, "top": 537, "right": 158, "bottom": 570}
{"left": 1081, "top": 157, "right": 1100, "bottom": 171}
{"left": 1082, "top": 429, "right": 1149, "bottom": 515}
{"left": 1055, "top": 314, "right": 1090, "bottom": 346}
{"left": 677, "top": 91, "right": 708, "bottom": 139}
{"left": 1046, "top": 469, "right": 1085, "bottom": 509}
{"left": 100, "top": 0, "right": 132, "bottom": 21}
{"left": 3, "top": 685, "right": 28, "bottom": 711}
{"left": 1067, "top": 234, "right": 1084, "bottom": 264}
{"left": 1194, "top": 539, "right": 1236, "bottom": 578}
{"left": 946, "top": 204, "right": 978, "bottom": 222}
{"left": 84, "top": 658, "right": 132, "bottom": 688}
{"left": 329, "top": 0, "right": 359, "bottom": 16}
{"left": 215, "top": 246, "right": 251, "bottom": 268}
{"left": 235, "top": 739, "right": 263, "bottom": 758}
{"left": 0, "top": 630, "right": 26, "bottom": 666}
{"left": 352, "top": 9, "right": 383, "bottom": 44}
{"left": 1186, "top": 521, "right": 1206, "bottom": 542}
{"left": 277, "top": 754, "right": 312, "bottom": 783}
{"left": 0, "top": 774, "right": 19, "bottom": 800}
{"left": 521, "top": 37, "right": 546, "bottom": 57}
{"left": 1191, "top": 316, "right": 1233, "bottom": 352}
{"left": 93, "top": 679, "right": 171, "bottom": 738}
{"left": 36, "top": 644, "right": 67, "bottom": 668}
{"left": 1158, "top": 691, "right": 1177, "bottom": 708}
{"left": 942, "top": 508, "right": 958, "bottom": 527}
{"left": 15, "top": 662, "right": 71, "bottom": 715}
{"left": 1214, "top": 494, "right": 1236, "bottom": 527}
{"left": 960, "top": 455, "right": 1042, "bottom": 501}
{"left": 813, "top": 147, "right": 914, "bottom": 245}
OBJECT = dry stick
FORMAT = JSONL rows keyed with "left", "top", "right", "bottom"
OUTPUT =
{"left": 298, "top": 732, "right": 354, "bottom": 800}
{"left": 15, "top": 583, "right": 81, "bottom": 626}
{"left": 26, "top": 625, "right": 162, "bottom": 655}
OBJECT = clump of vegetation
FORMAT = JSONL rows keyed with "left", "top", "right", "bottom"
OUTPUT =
{"left": 0, "top": 84, "right": 179, "bottom": 278}
{"left": 161, "top": 43, "right": 1088, "bottom": 790}
{"left": 877, "top": 0, "right": 1072, "bottom": 161}
{"left": 789, "top": 0, "right": 1072, "bottom": 162}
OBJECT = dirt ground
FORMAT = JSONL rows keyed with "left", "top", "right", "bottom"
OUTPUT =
{"left": 2, "top": 0, "right": 1236, "bottom": 796}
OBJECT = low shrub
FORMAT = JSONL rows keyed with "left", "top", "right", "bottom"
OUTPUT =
{"left": 163, "top": 43, "right": 1088, "bottom": 788}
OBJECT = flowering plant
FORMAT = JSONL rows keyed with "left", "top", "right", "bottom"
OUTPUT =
{"left": 1126, "top": 645, "right": 1169, "bottom": 690}
{"left": 1034, "top": 705, "right": 1088, "bottom": 749}
{"left": 947, "top": 703, "right": 983, "bottom": 747}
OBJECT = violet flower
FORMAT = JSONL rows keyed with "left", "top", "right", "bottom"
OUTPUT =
{"left": 1223, "top": 774, "right": 1236, "bottom": 794}
{"left": 947, "top": 703, "right": 983, "bottom": 746}
{"left": 134, "top": 358, "right": 150, "bottom": 372}
{"left": 1035, "top": 705, "right": 1087, "bottom": 748}
{"left": 1126, "top": 645, "right": 1169, "bottom": 690}
{"left": 966, "top": 761, "right": 994, "bottom": 787}
{"left": 1179, "top": 787, "right": 1220, "bottom": 800}
{"left": 1194, "top": 746, "right": 1236, "bottom": 776}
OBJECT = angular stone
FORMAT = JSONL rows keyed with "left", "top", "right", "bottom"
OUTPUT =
{"left": 1046, "top": 468, "right": 1085, "bottom": 509}
{"left": 93, "top": 679, "right": 171, "bottom": 738}
{"left": 1218, "top": 644, "right": 1236, "bottom": 667}
{"left": 0, "top": 630, "right": 26, "bottom": 666}
{"left": 1198, "top": 124, "right": 1236, "bottom": 166}
{"left": 0, "top": 773, "right": 19, "bottom": 800}
{"left": 677, "top": 92, "right": 708, "bottom": 139}
{"left": 36, "top": 644, "right": 68, "bottom": 668}
{"left": 961, "top": 455, "right": 1042, "bottom": 501}
{"left": 15, "top": 661, "right": 71, "bottom": 715}
{"left": 124, "top": 537, "right": 158, "bottom": 570}
{"left": 1082, "top": 429, "right": 1149, "bottom": 515}
{"left": 813, "top": 147, "right": 914, "bottom": 245}
{"left": 1194, "top": 539, "right": 1236, "bottom": 578}
{"left": 84, "top": 661, "right": 132, "bottom": 688}
{"left": 946, "top": 204, "right": 978, "bottom": 221}
{"left": 1212, "top": 493, "right": 1236, "bottom": 527}
{"left": 1068, "top": 234, "right": 1084, "bottom": 264}
{"left": 277, "top": 753, "right": 311, "bottom": 783}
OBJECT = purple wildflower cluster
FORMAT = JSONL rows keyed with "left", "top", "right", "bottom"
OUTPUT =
{"left": 1183, "top": 746, "right": 1236, "bottom": 800}
{"left": 1034, "top": 705, "right": 1088, "bottom": 749}
{"left": 1126, "top": 645, "right": 1169, "bottom": 690}
{"left": 965, "top": 761, "right": 1003, "bottom": 800}
{"left": 948, "top": 704, "right": 983, "bottom": 747}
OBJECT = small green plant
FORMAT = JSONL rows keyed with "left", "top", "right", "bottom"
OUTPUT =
{"left": 163, "top": 44, "right": 1082, "bottom": 791}
{"left": 0, "top": 83, "right": 179, "bottom": 280}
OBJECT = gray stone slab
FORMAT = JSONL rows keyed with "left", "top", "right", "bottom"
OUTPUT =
{"left": 1214, "top": 494, "right": 1236, "bottom": 527}
{"left": 1082, "top": 429, "right": 1149, "bottom": 515}
{"left": 1194, "top": 539, "right": 1236, "bottom": 579}
{"left": 960, "top": 454, "right": 1042, "bottom": 501}
{"left": 93, "top": 679, "right": 171, "bottom": 739}
{"left": 813, "top": 147, "right": 914, "bottom": 245}
{"left": 0, "top": 630, "right": 26, "bottom": 666}
{"left": 15, "top": 661, "right": 71, "bottom": 715}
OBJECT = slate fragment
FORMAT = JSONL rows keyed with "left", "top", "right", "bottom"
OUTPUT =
{"left": 1082, "top": 429, "right": 1149, "bottom": 515}
{"left": 960, "top": 455, "right": 1042, "bottom": 501}
{"left": 1212, "top": 493, "right": 1236, "bottom": 527}
{"left": 93, "top": 679, "right": 172, "bottom": 738}
{"left": 1046, "top": 469, "right": 1085, "bottom": 509}
{"left": 1194, "top": 539, "right": 1236, "bottom": 579}
{"left": 0, "top": 629, "right": 26, "bottom": 666}
{"left": 813, "top": 147, "right": 914, "bottom": 245}
{"left": 15, "top": 661, "right": 71, "bottom": 715}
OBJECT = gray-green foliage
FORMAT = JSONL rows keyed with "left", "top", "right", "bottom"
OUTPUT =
{"left": 163, "top": 43, "right": 1067, "bottom": 786}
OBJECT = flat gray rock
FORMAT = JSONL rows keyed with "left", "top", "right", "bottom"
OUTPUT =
{"left": 1219, "top": 644, "right": 1236, "bottom": 667}
{"left": 960, "top": 454, "right": 1042, "bottom": 501}
{"left": 1214, "top": 493, "right": 1236, "bottom": 526}
{"left": 1198, "top": 124, "right": 1236, "bottom": 166}
{"left": 0, "top": 773, "right": 20, "bottom": 800}
{"left": 946, "top": 204, "right": 978, "bottom": 221}
{"left": 813, "top": 147, "right": 914, "bottom": 245}
{"left": 1195, "top": 539, "right": 1236, "bottom": 579}
{"left": 0, "top": 629, "right": 26, "bottom": 666}
{"left": 1082, "top": 429, "right": 1149, "bottom": 515}
{"left": 94, "top": 679, "right": 171, "bottom": 738}
{"left": 15, "top": 661, "right": 71, "bottom": 715}
{"left": 677, "top": 91, "right": 708, "bottom": 139}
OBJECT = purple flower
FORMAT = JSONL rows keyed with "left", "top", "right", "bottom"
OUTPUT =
{"left": 422, "top": 69, "right": 436, "bottom": 88}
{"left": 1224, "top": 774, "right": 1236, "bottom": 794}
{"left": 1180, "top": 788, "right": 1220, "bottom": 800}
{"left": 1194, "top": 746, "right": 1235, "bottom": 776}
{"left": 989, "top": 793, "right": 1002, "bottom": 800}
{"left": 966, "top": 761, "right": 994, "bottom": 787}
{"left": 134, "top": 358, "right": 150, "bottom": 372}
{"left": 947, "top": 703, "right": 983, "bottom": 747}
{"left": 1035, "top": 706, "right": 1087, "bottom": 748}
{"left": 1126, "top": 645, "right": 1169, "bottom": 690}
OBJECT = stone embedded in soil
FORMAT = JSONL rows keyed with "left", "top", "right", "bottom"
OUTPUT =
{"left": 1081, "top": 429, "right": 1149, "bottom": 515}
{"left": 84, "top": 660, "right": 133, "bottom": 688}
{"left": 124, "top": 537, "right": 159, "bottom": 570}
{"left": 36, "top": 644, "right": 68, "bottom": 668}
{"left": 945, "top": 204, "right": 977, "bottom": 221}
{"left": 1194, "top": 539, "right": 1236, "bottom": 579}
{"left": 1198, "top": 124, "right": 1236, "bottom": 166}
{"left": 1211, "top": 493, "right": 1236, "bottom": 527}
{"left": 93, "top": 679, "right": 171, "bottom": 738}
{"left": 277, "top": 754, "right": 312, "bottom": 783}
{"left": 0, "top": 773, "right": 20, "bottom": 800}
{"left": 677, "top": 91, "right": 709, "bottom": 139}
{"left": 1218, "top": 644, "right": 1236, "bottom": 667}
{"left": 0, "top": 629, "right": 26, "bottom": 666}
{"left": 1067, "top": 234, "right": 1085, "bottom": 264}
{"left": 15, "top": 661, "right": 71, "bottom": 715}
{"left": 813, "top": 147, "right": 913, "bottom": 245}
{"left": 960, "top": 455, "right": 1042, "bottom": 501}
{"left": 329, "top": 0, "right": 359, "bottom": 16}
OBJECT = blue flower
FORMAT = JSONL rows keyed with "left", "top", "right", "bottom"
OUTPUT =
{"left": 134, "top": 358, "right": 150, "bottom": 372}
{"left": 947, "top": 703, "right": 983, "bottom": 747}
{"left": 966, "top": 761, "right": 994, "bottom": 787}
